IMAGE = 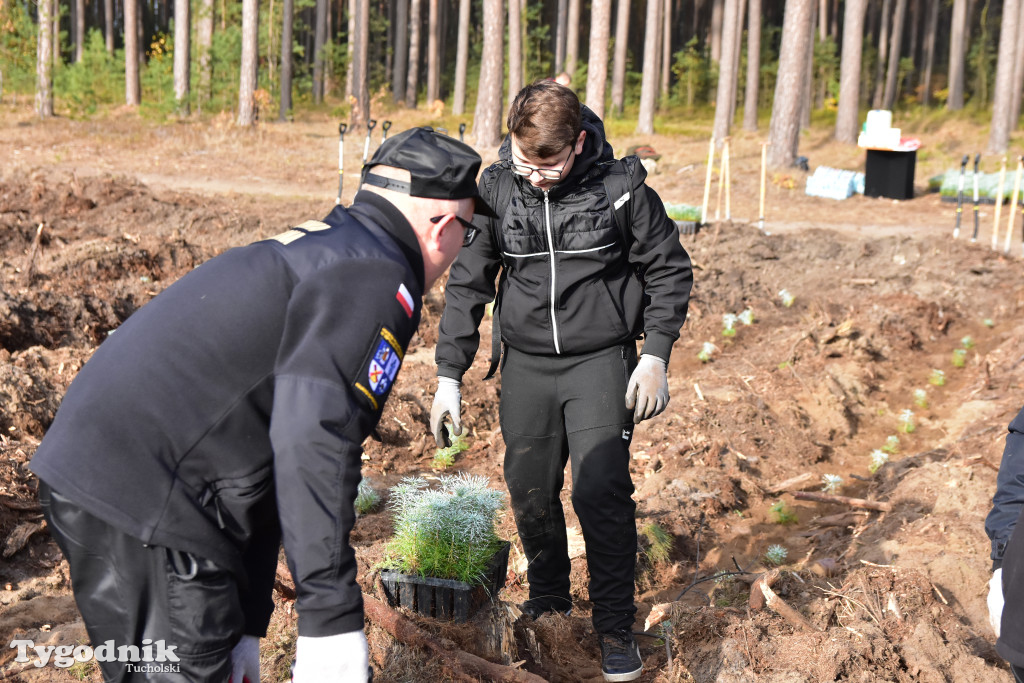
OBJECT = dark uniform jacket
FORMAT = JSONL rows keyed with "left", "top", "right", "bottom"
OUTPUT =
{"left": 31, "top": 192, "right": 423, "bottom": 639}
{"left": 986, "top": 404, "right": 1024, "bottom": 667}
{"left": 435, "top": 107, "right": 692, "bottom": 380}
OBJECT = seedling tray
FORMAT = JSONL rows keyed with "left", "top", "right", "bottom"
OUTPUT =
{"left": 380, "top": 542, "right": 510, "bottom": 622}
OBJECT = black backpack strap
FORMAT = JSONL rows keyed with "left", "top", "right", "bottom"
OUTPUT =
{"left": 602, "top": 155, "right": 638, "bottom": 255}
{"left": 483, "top": 168, "right": 516, "bottom": 380}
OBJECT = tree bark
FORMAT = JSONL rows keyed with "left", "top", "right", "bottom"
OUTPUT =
{"left": 36, "top": 0, "right": 54, "bottom": 118}
{"left": 312, "top": 0, "right": 327, "bottom": 102}
{"left": 237, "top": 0, "right": 259, "bottom": 125}
{"left": 453, "top": 0, "right": 471, "bottom": 113}
{"left": 555, "top": 0, "right": 567, "bottom": 72}
{"left": 920, "top": 0, "right": 938, "bottom": 104}
{"left": 426, "top": 0, "right": 439, "bottom": 103}
{"left": 710, "top": 0, "right": 723, "bottom": 63}
{"left": 125, "top": 0, "right": 141, "bottom": 106}
{"left": 586, "top": 0, "right": 612, "bottom": 119}
{"left": 742, "top": 0, "right": 760, "bottom": 130}
{"left": 75, "top": 0, "right": 85, "bottom": 61}
{"left": 279, "top": 0, "right": 293, "bottom": 119}
{"left": 989, "top": 0, "right": 1020, "bottom": 152}
{"left": 566, "top": 0, "right": 580, "bottom": 78}
{"left": 406, "top": 0, "right": 421, "bottom": 106}
{"left": 393, "top": 0, "right": 409, "bottom": 104}
{"left": 766, "top": 0, "right": 813, "bottom": 167}
{"left": 835, "top": 0, "right": 867, "bottom": 143}
{"left": 473, "top": 0, "right": 504, "bottom": 147}
{"left": 105, "top": 0, "right": 114, "bottom": 53}
{"left": 610, "top": 0, "right": 630, "bottom": 116}
{"left": 712, "top": 0, "right": 741, "bottom": 143}
{"left": 507, "top": 0, "right": 523, "bottom": 103}
{"left": 947, "top": 0, "right": 967, "bottom": 110}
{"left": 636, "top": 0, "right": 662, "bottom": 133}
{"left": 173, "top": 0, "right": 191, "bottom": 115}
{"left": 351, "top": 0, "right": 370, "bottom": 128}
{"left": 660, "top": 0, "right": 672, "bottom": 103}
{"left": 1011, "top": 1, "right": 1024, "bottom": 125}
{"left": 882, "top": 0, "right": 907, "bottom": 109}
{"left": 871, "top": 0, "right": 891, "bottom": 108}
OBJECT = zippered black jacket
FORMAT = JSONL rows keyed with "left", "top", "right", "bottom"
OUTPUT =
{"left": 986, "top": 404, "right": 1024, "bottom": 666}
{"left": 31, "top": 192, "right": 423, "bottom": 639}
{"left": 435, "top": 108, "right": 692, "bottom": 380}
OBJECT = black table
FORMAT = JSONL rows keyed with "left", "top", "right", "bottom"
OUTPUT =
{"left": 864, "top": 148, "right": 917, "bottom": 200}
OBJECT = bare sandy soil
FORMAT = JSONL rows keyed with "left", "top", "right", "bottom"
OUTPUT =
{"left": 0, "top": 100, "right": 1021, "bottom": 682}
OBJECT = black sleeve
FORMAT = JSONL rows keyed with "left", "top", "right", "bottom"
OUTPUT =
{"left": 625, "top": 162, "right": 694, "bottom": 362}
{"left": 240, "top": 520, "right": 281, "bottom": 637}
{"left": 435, "top": 168, "right": 505, "bottom": 381}
{"left": 271, "top": 258, "right": 416, "bottom": 637}
{"left": 986, "top": 405, "right": 1024, "bottom": 567}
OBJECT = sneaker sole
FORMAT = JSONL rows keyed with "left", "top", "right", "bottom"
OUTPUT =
{"left": 602, "top": 664, "right": 642, "bottom": 682}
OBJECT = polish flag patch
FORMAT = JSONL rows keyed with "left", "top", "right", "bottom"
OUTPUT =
{"left": 396, "top": 283, "right": 414, "bottom": 318}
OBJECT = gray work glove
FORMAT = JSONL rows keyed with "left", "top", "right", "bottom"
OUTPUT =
{"left": 989, "top": 567, "right": 1004, "bottom": 638}
{"left": 229, "top": 635, "right": 260, "bottom": 683}
{"left": 292, "top": 631, "right": 369, "bottom": 683}
{"left": 625, "top": 354, "right": 669, "bottom": 423}
{"left": 430, "top": 377, "right": 463, "bottom": 447}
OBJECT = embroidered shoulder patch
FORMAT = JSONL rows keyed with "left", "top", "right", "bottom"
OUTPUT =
{"left": 354, "top": 327, "right": 405, "bottom": 411}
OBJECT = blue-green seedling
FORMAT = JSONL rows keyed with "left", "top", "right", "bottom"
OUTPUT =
{"left": 961, "top": 335, "right": 975, "bottom": 350}
{"left": 984, "top": 318, "right": 995, "bottom": 328}
{"left": 739, "top": 308, "right": 755, "bottom": 325}
{"left": 869, "top": 449, "right": 889, "bottom": 473}
{"left": 928, "top": 369, "right": 946, "bottom": 386}
{"left": 882, "top": 435, "right": 900, "bottom": 454}
{"left": 355, "top": 478, "right": 381, "bottom": 515}
{"left": 697, "top": 341, "right": 717, "bottom": 363}
{"left": 432, "top": 434, "right": 469, "bottom": 470}
{"left": 821, "top": 473, "right": 843, "bottom": 494}
{"left": 898, "top": 409, "right": 916, "bottom": 434}
{"left": 913, "top": 388, "right": 928, "bottom": 409}
{"left": 722, "top": 313, "right": 739, "bottom": 337}
{"left": 778, "top": 289, "right": 795, "bottom": 308}
{"left": 764, "top": 544, "right": 788, "bottom": 566}
{"left": 951, "top": 348, "right": 967, "bottom": 368}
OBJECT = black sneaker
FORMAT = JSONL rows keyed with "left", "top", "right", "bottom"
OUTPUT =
{"left": 519, "top": 597, "right": 572, "bottom": 620}
{"left": 598, "top": 629, "right": 642, "bottom": 682}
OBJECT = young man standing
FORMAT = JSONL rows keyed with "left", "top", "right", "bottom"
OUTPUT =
{"left": 430, "top": 81, "right": 692, "bottom": 681}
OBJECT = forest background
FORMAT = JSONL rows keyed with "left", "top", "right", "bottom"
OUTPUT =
{"left": 4, "top": 0, "right": 1024, "bottom": 165}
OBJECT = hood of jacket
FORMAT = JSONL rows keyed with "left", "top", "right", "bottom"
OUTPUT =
{"left": 497, "top": 105, "right": 615, "bottom": 200}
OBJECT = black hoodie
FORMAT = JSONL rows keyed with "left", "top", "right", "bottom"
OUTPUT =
{"left": 436, "top": 106, "right": 692, "bottom": 379}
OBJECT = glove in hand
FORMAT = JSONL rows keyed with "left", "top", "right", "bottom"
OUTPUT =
{"left": 989, "top": 567, "right": 1004, "bottom": 638}
{"left": 229, "top": 635, "right": 259, "bottom": 683}
{"left": 292, "top": 631, "right": 369, "bottom": 683}
{"left": 430, "top": 377, "right": 463, "bottom": 447}
{"left": 625, "top": 355, "right": 669, "bottom": 424}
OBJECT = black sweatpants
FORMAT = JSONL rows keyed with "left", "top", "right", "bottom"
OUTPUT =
{"left": 39, "top": 482, "right": 243, "bottom": 682}
{"left": 500, "top": 343, "right": 639, "bottom": 634}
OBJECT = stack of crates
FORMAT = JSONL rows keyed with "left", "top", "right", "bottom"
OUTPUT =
{"left": 805, "top": 166, "right": 863, "bottom": 200}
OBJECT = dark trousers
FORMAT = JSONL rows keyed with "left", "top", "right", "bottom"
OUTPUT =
{"left": 39, "top": 482, "right": 243, "bottom": 682}
{"left": 500, "top": 343, "right": 639, "bottom": 633}
{"left": 1014, "top": 664, "right": 1024, "bottom": 683}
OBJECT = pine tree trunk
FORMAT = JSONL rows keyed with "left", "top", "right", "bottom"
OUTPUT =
{"left": 1010, "top": 1, "right": 1024, "bottom": 124}
{"left": 710, "top": 0, "right": 723, "bottom": 63}
{"left": 729, "top": 0, "right": 745, "bottom": 122}
{"left": 36, "top": 0, "right": 54, "bottom": 117}
{"left": 989, "top": 0, "right": 1020, "bottom": 152}
{"left": 871, "top": 0, "right": 891, "bottom": 108}
{"left": 351, "top": 0, "right": 370, "bottom": 128}
{"left": 712, "top": 0, "right": 741, "bottom": 143}
{"left": 393, "top": 0, "right": 408, "bottom": 104}
{"left": 237, "top": 0, "right": 259, "bottom": 125}
{"left": 279, "top": 0, "right": 293, "bottom": 119}
{"left": 197, "top": 0, "right": 214, "bottom": 111}
{"left": 920, "top": 0, "right": 938, "bottom": 104}
{"left": 426, "top": 0, "right": 439, "bottom": 103}
{"left": 835, "top": 0, "right": 866, "bottom": 143}
{"left": 313, "top": 0, "right": 327, "bottom": 103}
{"left": 125, "top": 0, "right": 141, "bottom": 105}
{"left": 174, "top": 0, "right": 191, "bottom": 115}
{"left": 453, "top": 0, "right": 470, "bottom": 113}
{"left": 566, "top": 0, "right": 580, "bottom": 78}
{"left": 105, "top": 0, "right": 114, "bottom": 53}
{"left": 947, "top": 0, "right": 967, "bottom": 110}
{"left": 507, "top": 0, "right": 523, "bottom": 102}
{"left": 75, "top": 0, "right": 85, "bottom": 61}
{"left": 636, "top": 0, "right": 661, "bottom": 133}
{"left": 660, "top": 0, "right": 671, "bottom": 103}
{"left": 586, "top": 0, "right": 611, "bottom": 119}
{"left": 882, "top": 0, "right": 906, "bottom": 109}
{"left": 767, "top": 0, "right": 813, "bottom": 168}
{"left": 406, "top": 0, "right": 421, "bottom": 106}
{"left": 555, "top": 0, "right": 567, "bottom": 72}
{"left": 610, "top": 0, "right": 630, "bottom": 116}
{"left": 742, "top": 0, "right": 761, "bottom": 130}
{"left": 473, "top": 0, "right": 504, "bottom": 147}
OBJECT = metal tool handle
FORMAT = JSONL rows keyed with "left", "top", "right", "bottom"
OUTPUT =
{"left": 459, "top": 123, "right": 466, "bottom": 142}
{"left": 337, "top": 123, "right": 348, "bottom": 205}
{"left": 381, "top": 120, "right": 392, "bottom": 141}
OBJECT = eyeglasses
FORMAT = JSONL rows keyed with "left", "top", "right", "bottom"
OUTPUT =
{"left": 509, "top": 147, "right": 575, "bottom": 180}
{"left": 430, "top": 214, "right": 478, "bottom": 246}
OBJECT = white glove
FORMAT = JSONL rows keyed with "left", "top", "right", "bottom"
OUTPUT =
{"left": 625, "top": 355, "right": 669, "bottom": 424}
{"left": 989, "top": 568, "right": 1004, "bottom": 638}
{"left": 292, "top": 631, "right": 369, "bottom": 683}
{"left": 430, "top": 377, "right": 463, "bottom": 447}
{"left": 229, "top": 635, "right": 260, "bottom": 683}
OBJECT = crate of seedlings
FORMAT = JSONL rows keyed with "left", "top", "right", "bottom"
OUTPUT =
{"left": 379, "top": 474, "right": 509, "bottom": 622}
